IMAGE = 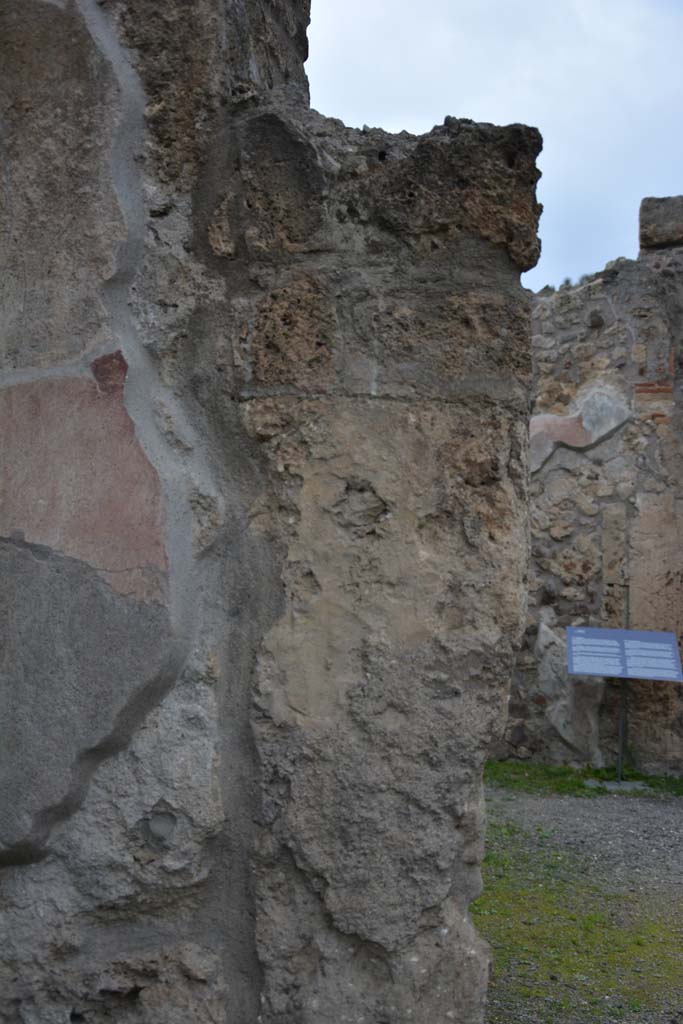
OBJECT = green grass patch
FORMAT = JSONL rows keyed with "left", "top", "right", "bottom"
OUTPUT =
{"left": 473, "top": 819, "right": 683, "bottom": 1023}
{"left": 484, "top": 759, "right": 683, "bottom": 798}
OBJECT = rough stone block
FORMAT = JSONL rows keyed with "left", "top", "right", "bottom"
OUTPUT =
{"left": 640, "top": 195, "right": 683, "bottom": 250}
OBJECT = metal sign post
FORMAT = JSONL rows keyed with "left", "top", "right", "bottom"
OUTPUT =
{"left": 616, "top": 678, "right": 628, "bottom": 784}
{"left": 567, "top": 627, "right": 683, "bottom": 781}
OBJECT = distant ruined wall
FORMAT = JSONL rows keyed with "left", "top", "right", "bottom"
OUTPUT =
{"left": 0, "top": 3, "right": 540, "bottom": 1021}
{"left": 503, "top": 197, "right": 683, "bottom": 774}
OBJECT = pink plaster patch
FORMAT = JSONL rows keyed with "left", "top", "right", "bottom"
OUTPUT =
{"left": 530, "top": 413, "right": 592, "bottom": 448}
{"left": 530, "top": 387, "right": 631, "bottom": 473}
{"left": 0, "top": 365, "right": 166, "bottom": 601}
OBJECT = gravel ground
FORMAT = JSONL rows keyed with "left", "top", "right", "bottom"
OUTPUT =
{"left": 488, "top": 788, "right": 683, "bottom": 894}
{"left": 481, "top": 787, "right": 683, "bottom": 1024}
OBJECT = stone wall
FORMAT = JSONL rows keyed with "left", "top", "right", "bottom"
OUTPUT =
{"left": 504, "top": 197, "right": 683, "bottom": 774}
{"left": 0, "top": 3, "right": 540, "bottom": 1021}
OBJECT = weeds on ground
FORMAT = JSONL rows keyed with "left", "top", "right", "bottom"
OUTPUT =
{"left": 484, "top": 759, "right": 683, "bottom": 798}
{"left": 473, "top": 819, "right": 683, "bottom": 1023}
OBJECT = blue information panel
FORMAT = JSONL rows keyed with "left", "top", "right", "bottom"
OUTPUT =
{"left": 567, "top": 626, "right": 683, "bottom": 682}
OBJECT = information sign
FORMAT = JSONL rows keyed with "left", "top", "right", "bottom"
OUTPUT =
{"left": 567, "top": 626, "right": 683, "bottom": 682}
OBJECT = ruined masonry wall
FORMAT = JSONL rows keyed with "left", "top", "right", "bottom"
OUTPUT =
{"left": 503, "top": 197, "right": 683, "bottom": 774}
{"left": 0, "top": 3, "right": 541, "bottom": 1021}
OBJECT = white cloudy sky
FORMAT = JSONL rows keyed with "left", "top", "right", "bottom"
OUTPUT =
{"left": 306, "top": 0, "right": 683, "bottom": 290}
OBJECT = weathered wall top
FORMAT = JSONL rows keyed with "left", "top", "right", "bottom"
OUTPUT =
{"left": 640, "top": 195, "right": 683, "bottom": 251}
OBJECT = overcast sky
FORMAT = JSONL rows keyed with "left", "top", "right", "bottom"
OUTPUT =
{"left": 306, "top": 0, "right": 683, "bottom": 291}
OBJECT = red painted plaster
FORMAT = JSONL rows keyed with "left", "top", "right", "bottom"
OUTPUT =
{"left": 0, "top": 367, "right": 167, "bottom": 601}
{"left": 91, "top": 350, "right": 128, "bottom": 394}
